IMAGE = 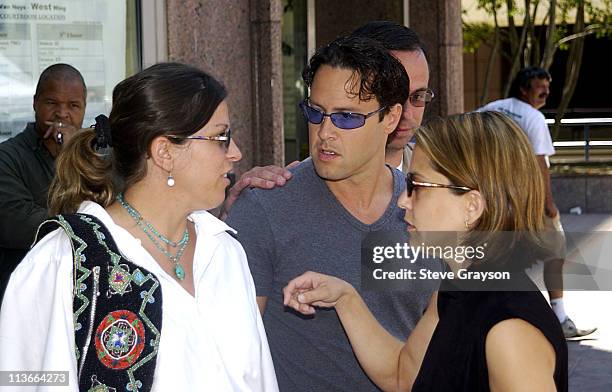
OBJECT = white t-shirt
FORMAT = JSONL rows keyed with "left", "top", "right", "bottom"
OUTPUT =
{"left": 479, "top": 97, "right": 555, "bottom": 156}
{"left": 0, "top": 201, "right": 278, "bottom": 392}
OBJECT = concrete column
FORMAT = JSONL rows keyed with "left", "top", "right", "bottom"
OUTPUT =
{"left": 409, "top": 0, "right": 464, "bottom": 117}
{"left": 166, "top": 0, "right": 284, "bottom": 173}
{"left": 250, "top": 0, "right": 285, "bottom": 166}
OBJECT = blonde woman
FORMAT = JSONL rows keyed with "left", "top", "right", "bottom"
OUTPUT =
{"left": 0, "top": 63, "right": 278, "bottom": 392}
{"left": 283, "top": 111, "right": 567, "bottom": 391}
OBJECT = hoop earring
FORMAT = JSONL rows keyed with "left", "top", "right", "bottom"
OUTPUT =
{"left": 167, "top": 173, "right": 175, "bottom": 187}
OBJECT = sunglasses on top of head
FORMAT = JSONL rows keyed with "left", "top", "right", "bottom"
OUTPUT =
{"left": 298, "top": 100, "right": 387, "bottom": 130}
{"left": 405, "top": 172, "right": 472, "bottom": 197}
{"left": 167, "top": 128, "right": 232, "bottom": 150}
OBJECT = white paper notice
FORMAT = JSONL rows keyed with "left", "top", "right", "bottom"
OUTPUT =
{"left": 0, "top": 0, "right": 126, "bottom": 141}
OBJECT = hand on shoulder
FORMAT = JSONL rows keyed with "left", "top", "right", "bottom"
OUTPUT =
{"left": 219, "top": 161, "right": 299, "bottom": 220}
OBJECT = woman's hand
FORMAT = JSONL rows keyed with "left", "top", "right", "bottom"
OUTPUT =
{"left": 283, "top": 271, "right": 355, "bottom": 315}
{"left": 285, "top": 271, "right": 409, "bottom": 391}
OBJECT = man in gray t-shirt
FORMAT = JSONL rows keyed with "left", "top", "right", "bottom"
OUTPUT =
{"left": 227, "top": 36, "right": 439, "bottom": 391}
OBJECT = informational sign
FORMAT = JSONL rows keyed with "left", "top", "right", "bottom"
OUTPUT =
{"left": 0, "top": 0, "right": 126, "bottom": 141}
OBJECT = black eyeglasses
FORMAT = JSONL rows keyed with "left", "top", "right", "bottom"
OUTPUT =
{"left": 408, "top": 89, "right": 435, "bottom": 107}
{"left": 299, "top": 100, "right": 387, "bottom": 130}
{"left": 406, "top": 172, "right": 472, "bottom": 197}
{"left": 168, "top": 128, "right": 232, "bottom": 150}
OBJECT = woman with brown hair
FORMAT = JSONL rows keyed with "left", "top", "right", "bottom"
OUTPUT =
{"left": 0, "top": 63, "right": 278, "bottom": 391}
{"left": 283, "top": 111, "right": 567, "bottom": 391}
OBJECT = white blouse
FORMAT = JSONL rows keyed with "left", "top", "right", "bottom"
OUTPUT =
{"left": 0, "top": 201, "right": 278, "bottom": 392}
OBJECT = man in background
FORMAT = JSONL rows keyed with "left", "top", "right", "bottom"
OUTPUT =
{"left": 0, "top": 63, "right": 86, "bottom": 301}
{"left": 351, "top": 21, "right": 434, "bottom": 172}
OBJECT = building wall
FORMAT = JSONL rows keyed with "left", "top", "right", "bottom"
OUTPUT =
{"left": 463, "top": 45, "right": 504, "bottom": 111}
{"left": 166, "top": 0, "right": 284, "bottom": 174}
{"left": 409, "top": 0, "right": 464, "bottom": 118}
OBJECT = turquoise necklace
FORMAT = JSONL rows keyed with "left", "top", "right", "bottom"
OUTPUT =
{"left": 117, "top": 193, "right": 188, "bottom": 280}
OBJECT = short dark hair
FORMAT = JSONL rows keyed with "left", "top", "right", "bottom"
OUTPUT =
{"left": 110, "top": 62, "right": 227, "bottom": 186}
{"left": 350, "top": 21, "right": 427, "bottom": 59}
{"left": 302, "top": 35, "right": 409, "bottom": 119}
{"left": 35, "top": 63, "right": 87, "bottom": 100}
{"left": 509, "top": 66, "right": 551, "bottom": 99}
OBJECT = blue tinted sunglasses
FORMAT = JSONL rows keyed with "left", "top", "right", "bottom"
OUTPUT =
{"left": 299, "top": 100, "right": 387, "bottom": 130}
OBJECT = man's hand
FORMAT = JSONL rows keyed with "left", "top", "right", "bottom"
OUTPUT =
{"left": 219, "top": 161, "right": 299, "bottom": 220}
{"left": 43, "top": 121, "right": 79, "bottom": 146}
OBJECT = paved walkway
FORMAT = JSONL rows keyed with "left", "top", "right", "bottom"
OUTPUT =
{"left": 558, "top": 214, "right": 612, "bottom": 391}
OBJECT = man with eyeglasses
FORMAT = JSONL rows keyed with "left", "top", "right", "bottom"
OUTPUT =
{"left": 479, "top": 66, "right": 596, "bottom": 339}
{"left": 351, "top": 21, "right": 433, "bottom": 173}
{"left": 226, "top": 35, "right": 441, "bottom": 391}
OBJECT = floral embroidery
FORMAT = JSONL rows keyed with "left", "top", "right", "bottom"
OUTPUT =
{"left": 107, "top": 264, "right": 133, "bottom": 296}
{"left": 95, "top": 310, "right": 146, "bottom": 370}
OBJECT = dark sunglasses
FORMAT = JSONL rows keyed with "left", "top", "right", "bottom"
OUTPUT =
{"left": 408, "top": 89, "right": 435, "bottom": 107}
{"left": 406, "top": 172, "right": 472, "bottom": 197}
{"left": 299, "top": 100, "right": 387, "bottom": 130}
{"left": 167, "top": 128, "right": 232, "bottom": 150}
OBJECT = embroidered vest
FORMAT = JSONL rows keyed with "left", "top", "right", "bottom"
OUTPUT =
{"left": 36, "top": 213, "right": 163, "bottom": 392}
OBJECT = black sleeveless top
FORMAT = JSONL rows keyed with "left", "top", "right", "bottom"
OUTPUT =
{"left": 412, "top": 272, "right": 568, "bottom": 391}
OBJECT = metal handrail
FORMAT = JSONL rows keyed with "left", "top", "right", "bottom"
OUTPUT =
{"left": 545, "top": 118, "right": 612, "bottom": 162}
